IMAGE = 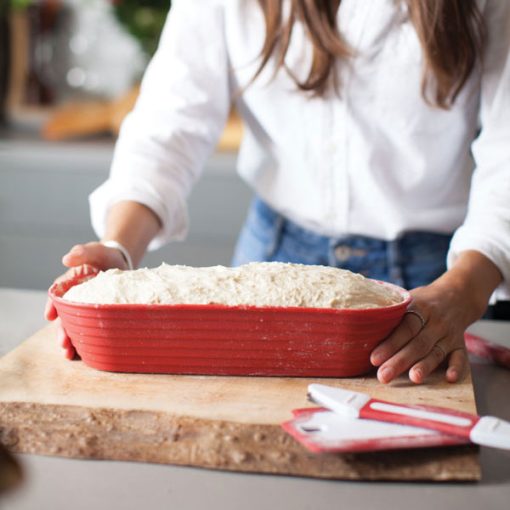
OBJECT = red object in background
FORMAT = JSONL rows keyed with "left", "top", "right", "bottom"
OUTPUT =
{"left": 49, "top": 270, "right": 411, "bottom": 377}
{"left": 465, "top": 332, "right": 510, "bottom": 370}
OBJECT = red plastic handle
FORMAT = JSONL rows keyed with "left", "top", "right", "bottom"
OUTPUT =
{"left": 359, "top": 398, "right": 480, "bottom": 439}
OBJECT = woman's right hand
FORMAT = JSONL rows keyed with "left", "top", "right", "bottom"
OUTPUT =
{"left": 44, "top": 242, "right": 129, "bottom": 359}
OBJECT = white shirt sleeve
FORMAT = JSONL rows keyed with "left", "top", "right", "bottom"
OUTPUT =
{"left": 89, "top": 0, "right": 231, "bottom": 250}
{"left": 447, "top": 0, "right": 510, "bottom": 299}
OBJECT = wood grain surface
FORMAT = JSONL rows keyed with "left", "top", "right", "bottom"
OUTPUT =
{"left": 0, "top": 325, "right": 480, "bottom": 481}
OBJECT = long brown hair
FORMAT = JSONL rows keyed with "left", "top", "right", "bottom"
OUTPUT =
{"left": 254, "top": 0, "right": 486, "bottom": 108}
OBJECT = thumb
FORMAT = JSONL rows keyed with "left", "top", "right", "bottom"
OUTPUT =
{"left": 62, "top": 242, "right": 127, "bottom": 271}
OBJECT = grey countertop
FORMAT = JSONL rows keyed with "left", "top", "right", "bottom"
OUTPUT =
{"left": 1, "top": 288, "right": 509, "bottom": 510}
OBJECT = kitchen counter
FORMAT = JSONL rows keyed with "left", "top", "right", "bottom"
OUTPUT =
{"left": 1, "top": 288, "right": 509, "bottom": 510}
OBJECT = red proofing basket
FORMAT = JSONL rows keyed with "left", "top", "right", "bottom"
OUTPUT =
{"left": 49, "top": 269, "right": 412, "bottom": 377}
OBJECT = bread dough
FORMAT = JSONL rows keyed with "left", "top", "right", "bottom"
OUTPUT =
{"left": 63, "top": 262, "right": 404, "bottom": 309}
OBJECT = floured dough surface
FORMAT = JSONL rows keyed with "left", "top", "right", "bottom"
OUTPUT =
{"left": 63, "top": 262, "right": 404, "bottom": 309}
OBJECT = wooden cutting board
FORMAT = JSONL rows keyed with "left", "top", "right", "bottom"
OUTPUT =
{"left": 0, "top": 325, "right": 480, "bottom": 481}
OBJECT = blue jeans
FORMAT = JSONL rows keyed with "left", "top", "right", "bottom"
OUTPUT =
{"left": 232, "top": 198, "right": 452, "bottom": 290}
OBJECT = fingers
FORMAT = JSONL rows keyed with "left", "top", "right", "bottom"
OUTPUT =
{"left": 47, "top": 265, "right": 99, "bottom": 323}
{"left": 47, "top": 241, "right": 114, "bottom": 361}
{"left": 371, "top": 302, "right": 467, "bottom": 384}
{"left": 56, "top": 318, "right": 76, "bottom": 360}
{"left": 62, "top": 242, "right": 126, "bottom": 271}
{"left": 408, "top": 342, "right": 467, "bottom": 384}
{"left": 408, "top": 340, "right": 448, "bottom": 384}
{"left": 44, "top": 298, "right": 58, "bottom": 321}
{"left": 375, "top": 331, "right": 435, "bottom": 384}
{"left": 65, "top": 344, "right": 77, "bottom": 360}
{"left": 371, "top": 276, "right": 478, "bottom": 385}
{"left": 375, "top": 326, "right": 445, "bottom": 384}
{"left": 374, "top": 326, "right": 468, "bottom": 385}
{"left": 370, "top": 310, "right": 426, "bottom": 367}
{"left": 56, "top": 319, "right": 67, "bottom": 347}
{"left": 62, "top": 244, "right": 85, "bottom": 267}
{"left": 446, "top": 348, "right": 467, "bottom": 383}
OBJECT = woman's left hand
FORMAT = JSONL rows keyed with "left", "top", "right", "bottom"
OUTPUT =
{"left": 370, "top": 250, "right": 503, "bottom": 384}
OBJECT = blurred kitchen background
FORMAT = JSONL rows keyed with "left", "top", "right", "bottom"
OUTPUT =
{"left": 0, "top": 0, "right": 250, "bottom": 290}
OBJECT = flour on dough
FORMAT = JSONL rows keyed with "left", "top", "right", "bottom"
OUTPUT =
{"left": 63, "top": 262, "right": 404, "bottom": 309}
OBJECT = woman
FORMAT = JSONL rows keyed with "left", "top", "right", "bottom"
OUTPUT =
{"left": 46, "top": 0, "right": 509, "bottom": 385}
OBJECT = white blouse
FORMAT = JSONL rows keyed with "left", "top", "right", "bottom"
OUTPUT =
{"left": 90, "top": 0, "right": 510, "bottom": 297}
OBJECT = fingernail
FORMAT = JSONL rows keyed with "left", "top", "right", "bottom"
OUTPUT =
{"left": 447, "top": 368, "right": 458, "bottom": 381}
{"left": 412, "top": 367, "right": 423, "bottom": 381}
{"left": 70, "top": 245, "right": 84, "bottom": 255}
{"left": 379, "top": 366, "right": 394, "bottom": 382}
{"left": 371, "top": 352, "right": 382, "bottom": 365}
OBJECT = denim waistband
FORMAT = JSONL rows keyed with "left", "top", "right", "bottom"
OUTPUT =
{"left": 258, "top": 197, "right": 450, "bottom": 250}
{"left": 233, "top": 198, "right": 453, "bottom": 289}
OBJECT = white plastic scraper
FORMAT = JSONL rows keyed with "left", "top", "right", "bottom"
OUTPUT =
{"left": 307, "top": 383, "right": 510, "bottom": 450}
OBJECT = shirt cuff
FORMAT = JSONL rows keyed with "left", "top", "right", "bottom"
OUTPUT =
{"left": 89, "top": 179, "right": 189, "bottom": 251}
{"left": 447, "top": 226, "right": 510, "bottom": 302}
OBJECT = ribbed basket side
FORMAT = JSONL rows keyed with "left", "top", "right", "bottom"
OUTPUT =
{"left": 50, "top": 271, "right": 411, "bottom": 377}
{"left": 74, "top": 360, "right": 376, "bottom": 377}
{"left": 53, "top": 300, "right": 407, "bottom": 377}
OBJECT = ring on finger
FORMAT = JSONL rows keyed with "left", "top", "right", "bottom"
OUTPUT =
{"left": 404, "top": 309, "right": 427, "bottom": 331}
{"left": 432, "top": 342, "right": 447, "bottom": 362}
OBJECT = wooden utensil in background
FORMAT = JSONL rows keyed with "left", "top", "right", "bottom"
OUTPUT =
{"left": 41, "top": 85, "right": 141, "bottom": 141}
{"left": 41, "top": 85, "right": 243, "bottom": 151}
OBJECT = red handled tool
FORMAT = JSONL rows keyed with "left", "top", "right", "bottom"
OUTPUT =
{"left": 307, "top": 384, "right": 510, "bottom": 450}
